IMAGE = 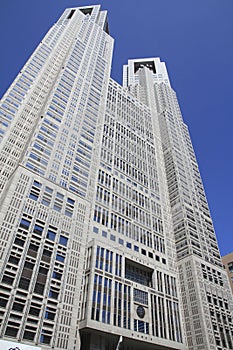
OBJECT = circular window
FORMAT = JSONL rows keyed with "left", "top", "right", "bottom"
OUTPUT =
{"left": 136, "top": 305, "right": 145, "bottom": 318}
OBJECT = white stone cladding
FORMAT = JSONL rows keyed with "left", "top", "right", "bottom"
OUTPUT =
{"left": 123, "top": 58, "right": 233, "bottom": 349}
{"left": 0, "top": 5, "right": 232, "bottom": 350}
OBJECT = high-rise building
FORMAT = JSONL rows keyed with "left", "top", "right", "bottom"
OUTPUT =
{"left": 0, "top": 5, "right": 232, "bottom": 350}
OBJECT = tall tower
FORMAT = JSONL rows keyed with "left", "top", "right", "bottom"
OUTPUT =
{"left": 0, "top": 5, "right": 113, "bottom": 350}
{"left": 0, "top": 5, "right": 232, "bottom": 350}
{"left": 123, "top": 58, "right": 233, "bottom": 349}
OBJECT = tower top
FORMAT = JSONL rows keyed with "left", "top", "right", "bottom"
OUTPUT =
{"left": 59, "top": 5, "right": 110, "bottom": 34}
{"left": 123, "top": 57, "right": 170, "bottom": 88}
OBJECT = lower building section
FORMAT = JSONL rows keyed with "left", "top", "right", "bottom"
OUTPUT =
{"left": 79, "top": 240, "right": 185, "bottom": 350}
{"left": 178, "top": 256, "right": 233, "bottom": 350}
{"left": 80, "top": 328, "right": 184, "bottom": 350}
{"left": 0, "top": 166, "right": 89, "bottom": 349}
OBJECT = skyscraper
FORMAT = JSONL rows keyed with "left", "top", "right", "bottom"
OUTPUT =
{"left": 0, "top": 5, "right": 232, "bottom": 350}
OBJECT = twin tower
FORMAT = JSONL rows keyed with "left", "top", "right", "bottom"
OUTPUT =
{"left": 0, "top": 5, "right": 232, "bottom": 350}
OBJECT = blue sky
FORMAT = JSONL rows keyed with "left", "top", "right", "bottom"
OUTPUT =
{"left": 0, "top": 0, "right": 232, "bottom": 255}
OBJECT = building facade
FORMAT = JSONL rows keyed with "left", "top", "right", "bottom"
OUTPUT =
{"left": 222, "top": 253, "right": 233, "bottom": 294}
{"left": 0, "top": 5, "right": 232, "bottom": 350}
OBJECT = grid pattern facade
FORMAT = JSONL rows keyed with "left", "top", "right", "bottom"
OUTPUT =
{"left": 79, "top": 78, "right": 184, "bottom": 349}
{"left": 0, "top": 6, "right": 113, "bottom": 350}
{"left": 122, "top": 58, "right": 233, "bottom": 349}
{"left": 0, "top": 168, "right": 88, "bottom": 349}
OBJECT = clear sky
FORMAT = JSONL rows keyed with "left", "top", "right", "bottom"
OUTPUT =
{"left": 0, "top": 0, "right": 232, "bottom": 256}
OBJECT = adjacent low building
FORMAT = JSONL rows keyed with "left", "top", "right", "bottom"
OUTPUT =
{"left": 222, "top": 253, "right": 233, "bottom": 294}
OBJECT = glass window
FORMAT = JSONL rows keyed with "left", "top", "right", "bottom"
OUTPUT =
{"left": 40, "top": 334, "right": 51, "bottom": 345}
{"left": 59, "top": 235, "right": 68, "bottom": 246}
{"left": 20, "top": 218, "right": 31, "bottom": 229}
{"left": 54, "top": 204, "right": 61, "bottom": 212}
{"left": 14, "top": 237, "right": 25, "bottom": 247}
{"left": 67, "top": 197, "right": 75, "bottom": 205}
{"left": 42, "top": 198, "right": 50, "bottom": 206}
{"left": 48, "top": 290, "right": 58, "bottom": 299}
{"left": 47, "top": 230, "right": 56, "bottom": 241}
{"left": 9, "top": 256, "right": 20, "bottom": 265}
{"left": 65, "top": 210, "right": 72, "bottom": 217}
{"left": 134, "top": 289, "right": 148, "bottom": 305}
{"left": 102, "top": 230, "right": 107, "bottom": 237}
{"left": 33, "top": 180, "right": 42, "bottom": 188}
{"left": 29, "top": 306, "right": 40, "bottom": 316}
{"left": 228, "top": 262, "right": 233, "bottom": 273}
{"left": 45, "top": 186, "right": 53, "bottom": 194}
{"left": 141, "top": 249, "right": 146, "bottom": 256}
{"left": 93, "top": 227, "right": 99, "bottom": 234}
{"left": 45, "top": 311, "right": 55, "bottom": 321}
{"left": 56, "top": 254, "right": 65, "bottom": 263}
{"left": 56, "top": 192, "right": 64, "bottom": 199}
{"left": 34, "top": 224, "right": 43, "bottom": 235}
{"left": 52, "top": 271, "right": 62, "bottom": 280}
{"left": 138, "top": 320, "right": 145, "bottom": 332}
{"left": 29, "top": 192, "right": 38, "bottom": 201}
